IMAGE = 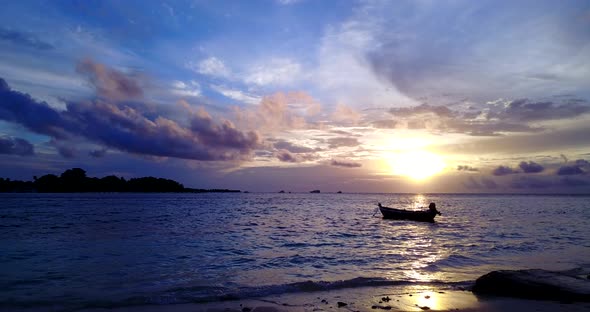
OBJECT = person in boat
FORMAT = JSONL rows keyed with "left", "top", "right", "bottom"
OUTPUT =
{"left": 428, "top": 202, "right": 441, "bottom": 215}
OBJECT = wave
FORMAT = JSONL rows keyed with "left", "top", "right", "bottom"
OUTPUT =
{"left": 0, "top": 277, "right": 473, "bottom": 310}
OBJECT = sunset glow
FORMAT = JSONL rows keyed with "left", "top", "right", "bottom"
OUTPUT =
{"left": 0, "top": 1, "right": 588, "bottom": 193}
{"left": 388, "top": 150, "right": 446, "bottom": 181}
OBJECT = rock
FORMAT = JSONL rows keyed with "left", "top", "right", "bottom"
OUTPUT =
{"left": 337, "top": 302, "right": 347, "bottom": 307}
{"left": 381, "top": 296, "right": 391, "bottom": 302}
{"left": 242, "top": 308, "right": 251, "bottom": 312}
{"left": 473, "top": 269, "right": 590, "bottom": 302}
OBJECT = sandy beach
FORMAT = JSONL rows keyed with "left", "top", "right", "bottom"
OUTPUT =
{"left": 82, "top": 285, "right": 590, "bottom": 312}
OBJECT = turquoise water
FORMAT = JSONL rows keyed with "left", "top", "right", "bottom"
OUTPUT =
{"left": 1, "top": 193, "right": 589, "bottom": 309}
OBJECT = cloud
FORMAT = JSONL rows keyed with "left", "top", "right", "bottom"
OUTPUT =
{"left": 0, "top": 136, "right": 34, "bottom": 156}
{"left": 189, "top": 107, "right": 260, "bottom": 152}
{"left": 331, "top": 159, "right": 361, "bottom": 168}
{"left": 560, "top": 177, "right": 590, "bottom": 187}
{"left": 171, "top": 80, "right": 201, "bottom": 97}
{"left": 518, "top": 161, "right": 544, "bottom": 173}
{"left": 492, "top": 165, "right": 518, "bottom": 176}
{"left": 391, "top": 98, "right": 590, "bottom": 135}
{"left": 555, "top": 159, "right": 589, "bottom": 176}
{"left": 76, "top": 58, "right": 143, "bottom": 100}
{"left": 556, "top": 165, "right": 584, "bottom": 175}
{"left": 372, "top": 119, "right": 397, "bottom": 129}
{"left": 510, "top": 176, "right": 554, "bottom": 189}
{"left": 243, "top": 58, "right": 303, "bottom": 86}
{"left": 89, "top": 148, "right": 107, "bottom": 158}
{"left": 0, "top": 28, "right": 54, "bottom": 50}
{"left": 327, "top": 137, "right": 360, "bottom": 149}
{"left": 489, "top": 99, "right": 590, "bottom": 122}
{"left": 331, "top": 104, "right": 362, "bottom": 125}
{"left": 190, "top": 56, "right": 231, "bottom": 78}
{"left": 0, "top": 78, "right": 68, "bottom": 138}
{"left": 366, "top": 2, "right": 590, "bottom": 102}
{"left": 0, "top": 62, "right": 261, "bottom": 161}
{"left": 233, "top": 91, "right": 321, "bottom": 132}
{"left": 210, "top": 85, "right": 260, "bottom": 105}
{"left": 55, "top": 145, "right": 77, "bottom": 159}
{"left": 463, "top": 176, "right": 497, "bottom": 190}
{"left": 275, "top": 149, "right": 316, "bottom": 163}
{"left": 390, "top": 104, "right": 454, "bottom": 118}
{"left": 438, "top": 125, "right": 590, "bottom": 155}
{"left": 457, "top": 165, "right": 478, "bottom": 172}
{"left": 273, "top": 139, "right": 316, "bottom": 153}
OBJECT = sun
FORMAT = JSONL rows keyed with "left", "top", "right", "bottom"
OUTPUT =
{"left": 388, "top": 150, "right": 446, "bottom": 181}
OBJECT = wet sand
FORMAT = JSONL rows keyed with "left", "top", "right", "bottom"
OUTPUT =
{"left": 83, "top": 284, "right": 590, "bottom": 312}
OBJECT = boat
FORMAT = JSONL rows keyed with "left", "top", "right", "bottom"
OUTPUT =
{"left": 377, "top": 203, "right": 441, "bottom": 223}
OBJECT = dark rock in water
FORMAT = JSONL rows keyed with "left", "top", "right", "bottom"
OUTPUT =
{"left": 473, "top": 269, "right": 590, "bottom": 302}
{"left": 337, "top": 301, "right": 347, "bottom": 307}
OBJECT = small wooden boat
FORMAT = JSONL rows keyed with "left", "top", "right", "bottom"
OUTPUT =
{"left": 378, "top": 203, "right": 441, "bottom": 223}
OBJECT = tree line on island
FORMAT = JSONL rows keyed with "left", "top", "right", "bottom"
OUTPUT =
{"left": 0, "top": 168, "right": 240, "bottom": 193}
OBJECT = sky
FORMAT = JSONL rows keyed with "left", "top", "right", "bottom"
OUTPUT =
{"left": 1, "top": 0, "right": 589, "bottom": 193}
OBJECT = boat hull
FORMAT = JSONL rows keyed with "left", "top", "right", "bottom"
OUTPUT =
{"left": 379, "top": 206, "right": 437, "bottom": 223}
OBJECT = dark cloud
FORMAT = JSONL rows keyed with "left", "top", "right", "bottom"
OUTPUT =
{"left": 0, "top": 78, "right": 68, "bottom": 138}
{"left": 331, "top": 159, "right": 362, "bottom": 168}
{"left": 518, "top": 161, "right": 544, "bottom": 173}
{"left": 379, "top": 97, "right": 589, "bottom": 136}
{"left": 76, "top": 58, "right": 143, "bottom": 100}
{"left": 555, "top": 159, "right": 589, "bottom": 176}
{"left": 273, "top": 139, "right": 316, "bottom": 153}
{"left": 275, "top": 149, "right": 316, "bottom": 163}
{"left": 457, "top": 165, "right": 478, "bottom": 172}
{"left": 560, "top": 177, "right": 590, "bottom": 187}
{"left": 0, "top": 136, "right": 34, "bottom": 156}
{"left": 557, "top": 165, "right": 585, "bottom": 175}
{"left": 0, "top": 73, "right": 260, "bottom": 161}
{"left": 389, "top": 104, "right": 454, "bottom": 118}
{"left": 492, "top": 99, "right": 590, "bottom": 122}
{"left": 276, "top": 149, "right": 298, "bottom": 163}
{"left": 0, "top": 28, "right": 54, "bottom": 50}
{"left": 492, "top": 166, "right": 518, "bottom": 176}
{"left": 510, "top": 176, "right": 554, "bottom": 189}
{"left": 56, "top": 145, "right": 76, "bottom": 159}
{"left": 189, "top": 110, "right": 260, "bottom": 152}
{"left": 327, "top": 137, "right": 360, "bottom": 149}
{"left": 383, "top": 102, "right": 542, "bottom": 136}
{"left": 89, "top": 148, "right": 107, "bottom": 158}
{"left": 463, "top": 177, "right": 497, "bottom": 190}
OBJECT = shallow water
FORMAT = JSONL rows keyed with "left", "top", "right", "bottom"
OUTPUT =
{"left": 1, "top": 193, "right": 589, "bottom": 309}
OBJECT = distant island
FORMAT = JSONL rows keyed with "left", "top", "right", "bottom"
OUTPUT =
{"left": 0, "top": 168, "right": 241, "bottom": 193}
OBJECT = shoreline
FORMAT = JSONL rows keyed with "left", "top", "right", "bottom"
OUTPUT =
{"left": 80, "top": 285, "right": 590, "bottom": 312}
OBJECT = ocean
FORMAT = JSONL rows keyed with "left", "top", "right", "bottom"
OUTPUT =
{"left": 1, "top": 193, "right": 589, "bottom": 310}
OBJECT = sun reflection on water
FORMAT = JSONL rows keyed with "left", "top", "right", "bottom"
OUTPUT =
{"left": 380, "top": 194, "right": 449, "bottom": 283}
